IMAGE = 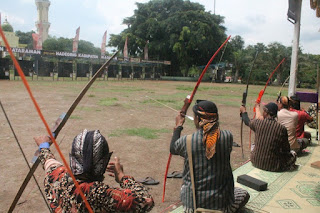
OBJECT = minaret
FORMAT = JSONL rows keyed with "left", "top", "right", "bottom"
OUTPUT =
{"left": 35, "top": 0, "right": 50, "bottom": 42}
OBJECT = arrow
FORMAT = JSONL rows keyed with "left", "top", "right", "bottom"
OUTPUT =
{"left": 145, "top": 95, "right": 194, "bottom": 120}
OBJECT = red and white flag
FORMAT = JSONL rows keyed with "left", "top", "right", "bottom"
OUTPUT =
{"left": 72, "top": 26, "right": 80, "bottom": 53}
{"left": 144, "top": 40, "right": 149, "bottom": 60}
{"left": 123, "top": 36, "right": 128, "bottom": 58}
{"left": 0, "top": 13, "right": 2, "bottom": 45}
{"left": 101, "top": 30, "right": 107, "bottom": 55}
{"left": 34, "top": 22, "right": 43, "bottom": 50}
{"left": 32, "top": 33, "right": 39, "bottom": 49}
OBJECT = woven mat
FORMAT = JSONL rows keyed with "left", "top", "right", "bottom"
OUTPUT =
{"left": 234, "top": 126, "right": 320, "bottom": 213}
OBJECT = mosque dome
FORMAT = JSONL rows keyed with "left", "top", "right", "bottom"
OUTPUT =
{"left": 2, "top": 17, "right": 14, "bottom": 32}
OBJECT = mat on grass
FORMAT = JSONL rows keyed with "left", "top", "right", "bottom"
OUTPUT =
{"left": 235, "top": 126, "right": 320, "bottom": 213}
{"left": 165, "top": 127, "right": 320, "bottom": 213}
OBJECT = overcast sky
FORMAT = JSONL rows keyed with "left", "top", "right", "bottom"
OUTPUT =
{"left": 1, "top": 0, "right": 320, "bottom": 54}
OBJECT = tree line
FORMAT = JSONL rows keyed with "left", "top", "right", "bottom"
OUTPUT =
{"left": 6, "top": 0, "right": 320, "bottom": 87}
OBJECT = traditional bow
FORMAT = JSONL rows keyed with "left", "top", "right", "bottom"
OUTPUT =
{"left": 240, "top": 51, "right": 259, "bottom": 158}
{"left": 249, "top": 58, "right": 286, "bottom": 149}
{"left": 0, "top": 25, "right": 119, "bottom": 212}
{"left": 0, "top": 100, "right": 53, "bottom": 212}
{"left": 277, "top": 76, "right": 290, "bottom": 102}
{"left": 162, "top": 35, "right": 231, "bottom": 202}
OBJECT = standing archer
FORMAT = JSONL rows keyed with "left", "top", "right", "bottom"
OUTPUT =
{"left": 171, "top": 100, "right": 250, "bottom": 212}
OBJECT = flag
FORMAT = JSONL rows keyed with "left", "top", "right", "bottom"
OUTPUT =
{"left": 101, "top": 30, "right": 107, "bottom": 55}
{"left": 123, "top": 36, "right": 128, "bottom": 58}
{"left": 35, "top": 23, "right": 43, "bottom": 50}
{"left": 72, "top": 26, "right": 80, "bottom": 53}
{"left": 144, "top": 40, "right": 149, "bottom": 60}
{"left": 32, "top": 33, "right": 39, "bottom": 49}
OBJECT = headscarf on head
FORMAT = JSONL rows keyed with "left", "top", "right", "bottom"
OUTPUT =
{"left": 193, "top": 100, "right": 220, "bottom": 160}
{"left": 70, "top": 129, "right": 111, "bottom": 182}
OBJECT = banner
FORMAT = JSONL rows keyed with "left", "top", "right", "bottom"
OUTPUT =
{"left": 144, "top": 40, "right": 149, "bottom": 60}
{"left": 101, "top": 30, "right": 107, "bottom": 55}
{"left": 36, "top": 23, "right": 43, "bottom": 50}
{"left": 123, "top": 36, "right": 128, "bottom": 58}
{"left": 0, "top": 46, "right": 170, "bottom": 65}
{"left": 72, "top": 26, "right": 80, "bottom": 53}
{"left": 32, "top": 33, "right": 39, "bottom": 49}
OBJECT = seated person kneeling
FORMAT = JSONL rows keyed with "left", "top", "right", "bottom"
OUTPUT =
{"left": 240, "top": 102, "right": 297, "bottom": 172}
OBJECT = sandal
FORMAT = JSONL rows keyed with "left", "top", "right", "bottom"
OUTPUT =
{"left": 167, "top": 171, "right": 183, "bottom": 178}
{"left": 138, "top": 177, "right": 160, "bottom": 185}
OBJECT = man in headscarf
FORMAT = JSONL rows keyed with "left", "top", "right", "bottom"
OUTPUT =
{"left": 289, "top": 95, "right": 313, "bottom": 145}
{"left": 34, "top": 129, "right": 154, "bottom": 212}
{"left": 171, "top": 100, "right": 249, "bottom": 212}
{"left": 240, "top": 102, "right": 297, "bottom": 172}
{"left": 277, "top": 96, "right": 307, "bottom": 153}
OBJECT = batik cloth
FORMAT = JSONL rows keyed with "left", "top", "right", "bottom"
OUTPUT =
{"left": 39, "top": 148, "right": 154, "bottom": 212}
{"left": 70, "top": 129, "right": 111, "bottom": 181}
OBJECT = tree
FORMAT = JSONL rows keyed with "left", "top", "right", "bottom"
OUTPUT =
{"left": 15, "top": 30, "right": 35, "bottom": 49}
{"left": 266, "top": 42, "right": 291, "bottom": 85}
{"left": 228, "top": 35, "right": 245, "bottom": 82}
{"left": 43, "top": 36, "right": 73, "bottom": 52}
{"left": 42, "top": 37, "right": 100, "bottom": 54}
{"left": 78, "top": 40, "right": 100, "bottom": 55}
{"left": 2, "top": 24, "right": 13, "bottom": 32}
{"left": 108, "top": 0, "right": 227, "bottom": 75}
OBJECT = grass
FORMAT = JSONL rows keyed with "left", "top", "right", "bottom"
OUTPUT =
{"left": 109, "top": 127, "right": 170, "bottom": 139}
{"left": 70, "top": 115, "right": 82, "bottom": 119}
{"left": 176, "top": 85, "right": 212, "bottom": 91}
{"left": 98, "top": 97, "right": 118, "bottom": 106}
{"left": 78, "top": 107, "right": 97, "bottom": 111}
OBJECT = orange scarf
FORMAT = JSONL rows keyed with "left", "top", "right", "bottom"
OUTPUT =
{"left": 198, "top": 111, "right": 220, "bottom": 159}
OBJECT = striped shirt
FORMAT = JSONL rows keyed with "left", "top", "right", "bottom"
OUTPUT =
{"left": 249, "top": 118, "right": 296, "bottom": 172}
{"left": 171, "top": 129, "right": 234, "bottom": 211}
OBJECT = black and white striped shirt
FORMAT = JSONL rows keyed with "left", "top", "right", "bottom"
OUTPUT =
{"left": 248, "top": 117, "right": 296, "bottom": 171}
{"left": 171, "top": 128, "right": 234, "bottom": 211}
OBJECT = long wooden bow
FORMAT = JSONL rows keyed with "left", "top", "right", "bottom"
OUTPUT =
{"left": 162, "top": 35, "right": 231, "bottom": 202}
{"left": 240, "top": 51, "right": 259, "bottom": 158}
{"left": 249, "top": 58, "right": 286, "bottom": 149}
{"left": 4, "top": 29, "right": 119, "bottom": 212}
{"left": 277, "top": 76, "right": 290, "bottom": 102}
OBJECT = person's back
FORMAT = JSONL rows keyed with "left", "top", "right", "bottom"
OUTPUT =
{"left": 173, "top": 129, "right": 234, "bottom": 210}
{"left": 240, "top": 102, "right": 297, "bottom": 172}
{"left": 277, "top": 108, "right": 299, "bottom": 150}
{"left": 249, "top": 118, "right": 294, "bottom": 171}
{"left": 35, "top": 129, "right": 154, "bottom": 212}
{"left": 172, "top": 100, "right": 249, "bottom": 212}
{"left": 289, "top": 95, "right": 313, "bottom": 142}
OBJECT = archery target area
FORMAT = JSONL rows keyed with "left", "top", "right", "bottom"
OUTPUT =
{"left": 0, "top": 58, "right": 168, "bottom": 81}
{"left": 0, "top": 58, "right": 11, "bottom": 79}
